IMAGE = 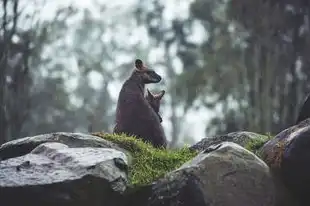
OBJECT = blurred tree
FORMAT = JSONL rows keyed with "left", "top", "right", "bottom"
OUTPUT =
{"left": 0, "top": 0, "right": 79, "bottom": 141}
{"left": 68, "top": 8, "right": 115, "bottom": 133}
{"left": 180, "top": 0, "right": 253, "bottom": 135}
{"left": 171, "top": 0, "right": 310, "bottom": 135}
{"left": 0, "top": 0, "right": 20, "bottom": 143}
{"left": 227, "top": 0, "right": 310, "bottom": 132}
{"left": 0, "top": 0, "right": 50, "bottom": 142}
{"left": 20, "top": 5, "right": 79, "bottom": 138}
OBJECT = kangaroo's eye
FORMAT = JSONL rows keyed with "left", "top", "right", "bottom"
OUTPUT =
{"left": 148, "top": 71, "right": 155, "bottom": 75}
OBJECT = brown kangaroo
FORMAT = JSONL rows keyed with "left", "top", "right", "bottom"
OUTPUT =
{"left": 146, "top": 89, "right": 165, "bottom": 123}
{"left": 113, "top": 59, "right": 167, "bottom": 148}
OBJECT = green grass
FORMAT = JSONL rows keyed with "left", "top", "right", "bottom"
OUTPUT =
{"left": 244, "top": 133, "right": 273, "bottom": 156}
{"left": 92, "top": 132, "right": 197, "bottom": 186}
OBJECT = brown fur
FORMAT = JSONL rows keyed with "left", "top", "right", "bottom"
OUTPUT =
{"left": 113, "top": 59, "right": 167, "bottom": 148}
{"left": 146, "top": 89, "right": 165, "bottom": 123}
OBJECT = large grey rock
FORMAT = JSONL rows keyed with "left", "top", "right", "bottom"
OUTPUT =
{"left": 137, "top": 142, "right": 275, "bottom": 206}
{"left": 0, "top": 142, "right": 128, "bottom": 206}
{"left": 261, "top": 118, "right": 310, "bottom": 206}
{"left": 191, "top": 131, "right": 269, "bottom": 152}
{"left": 0, "top": 132, "right": 124, "bottom": 160}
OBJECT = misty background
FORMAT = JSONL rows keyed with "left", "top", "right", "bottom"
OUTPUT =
{"left": 0, "top": 0, "right": 309, "bottom": 148}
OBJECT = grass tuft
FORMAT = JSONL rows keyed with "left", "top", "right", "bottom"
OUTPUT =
{"left": 244, "top": 133, "right": 273, "bottom": 156}
{"left": 92, "top": 132, "right": 197, "bottom": 186}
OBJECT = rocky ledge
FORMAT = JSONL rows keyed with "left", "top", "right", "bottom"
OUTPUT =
{"left": 0, "top": 129, "right": 307, "bottom": 206}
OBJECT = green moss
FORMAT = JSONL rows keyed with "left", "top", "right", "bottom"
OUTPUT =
{"left": 245, "top": 133, "right": 273, "bottom": 156}
{"left": 92, "top": 132, "right": 197, "bottom": 186}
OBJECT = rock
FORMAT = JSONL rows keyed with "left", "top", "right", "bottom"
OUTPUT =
{"left": 0, "top": 132, "right": 125, "bottom": 160}
{"left": 122, "top": 184, "right": 154, "bottom": 206}
{"left": 261, "top": 118, "right": 310, "bottom": 205}
{"left": 0, "top": 142, "right": 128, "bottom": 206}
{"left": 190, "top": 131, "right": 269, "bottom": 152}
{"left": 136, "top": 142, "right": 275, "bottom": 206}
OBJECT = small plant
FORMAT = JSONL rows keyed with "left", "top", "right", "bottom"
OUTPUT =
{"left": 245, "top": 133, "right": 273, "bottom": 156}
{"left": 92, "top": 132, "right": 197, "bottom": 186}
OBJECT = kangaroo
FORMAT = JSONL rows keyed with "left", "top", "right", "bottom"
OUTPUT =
{"left": 146, "top": 89, "right": 165, "bottom": 123}
{"left": 113, "top": 59, "right": 167, "bottom": 148}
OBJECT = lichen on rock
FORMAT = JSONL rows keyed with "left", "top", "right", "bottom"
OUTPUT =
{"left": 190, "top": 131, "right": 272, "bottom": 155}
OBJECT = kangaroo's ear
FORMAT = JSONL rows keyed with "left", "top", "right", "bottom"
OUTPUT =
{"left": 156, "top": 90, "right": 165, "bottom": 99}
{"left": 147, "top": 89, "right": 154, "bottom": 98}
{"left": 135, "top": 59, "right": 144, "bottom": 70}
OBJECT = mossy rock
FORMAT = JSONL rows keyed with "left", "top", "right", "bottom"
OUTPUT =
{"left": 244, "top": 133, "right": 273, "bottom": 157}
{"left": 92, "top": 132, "right": 197, "bottom": 186}
{"left": 191, "top": 131, "right": 273, "bottom": 157}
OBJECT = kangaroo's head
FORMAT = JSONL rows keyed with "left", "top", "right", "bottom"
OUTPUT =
{"left": 146, "top": 89, "right": 165, "bottom": 122}
{"left": 130, "top": 59, "right": 162, "bottom": 84}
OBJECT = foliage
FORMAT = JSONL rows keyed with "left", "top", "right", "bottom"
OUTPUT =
{"left": 226, "top": 0, "right": 310, "bottom": 131}
{"left": 244, "top": 133, "right": 273, "bottom": 156}
{"left": 1, "top": 1, "right": 140, "bottom": 140}
{"left": 19, "top": 4, "right": 80, "bottom": 138}
{"left": 168, "top": 0, "right": 310, "bottom": 136}
{"left": 92, "top": 132, "right": 197, "bottom": 186}
{"left": 0, "top": 0, "right": 51, "bottom": 142}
